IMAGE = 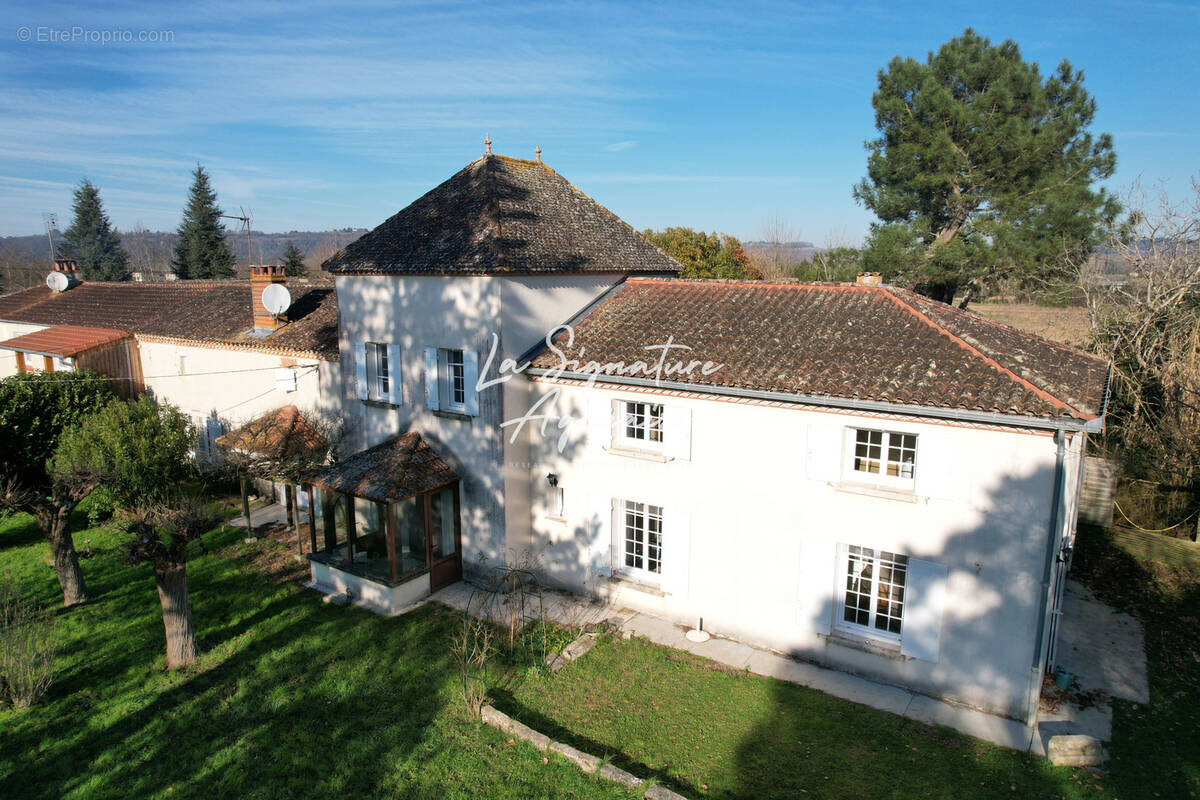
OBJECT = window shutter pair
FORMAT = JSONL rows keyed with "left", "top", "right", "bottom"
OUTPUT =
{"left": 586, "top": 396, "right": 692, "bottom": 461}
{"left": 354, "top": 343, "right": 404, "bottom": 405}
{"left": 796, "top": 540, "right": 948, "bottom": 663}
{"left": 422, "top": 347, "right": 480, "bottom": 416}
{"left": 586, "top": 495, "right": 691, "bottom": 598}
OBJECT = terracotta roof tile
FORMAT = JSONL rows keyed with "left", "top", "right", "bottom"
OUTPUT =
{"left": 528, "top": 278, "right": 1110, "bottom": 422}
{"left": 0, "top": 277, "right": 338, "bottom": 360}
{"left": 215, "top": 404, "right": 328, "bottom": 460}
{"left": 307, "top": 432, "right": 458, "bottom": 503}
{"left": 0, "top": 325, "right": 130, "bottom": 358}
{"left": 323, "top": 155, "right": 682, "bottom": 276}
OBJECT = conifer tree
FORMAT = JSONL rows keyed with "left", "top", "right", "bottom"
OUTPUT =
{"left": 280, "top": 241, "right": 308, "bottom": 277}
{"left": 854, "top": 29, "right": 1120, "bottom": 303}
{"left": 60, "top": 179, "right": 129, "bottom": 281}
{"left": 172, "top": 165, "right": 236, "bottom": 279}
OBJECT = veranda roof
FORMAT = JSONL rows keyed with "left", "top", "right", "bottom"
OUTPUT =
{"left": 306, "top": 432, "right": 458, "bottom": 503}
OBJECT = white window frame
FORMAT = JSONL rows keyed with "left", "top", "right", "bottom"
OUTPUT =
{"left": 616, "top": 498, "right": 664, "bottom": 583}
{"left": 836, "top": 544, "right": 909, "bottom": 643}
{"left": 439, "top": 348, "right": 467, "bottom": 413}
{"left": 844, "top": 427, "right": 917, "bottom": 490}
{"left": 365, "top": 342, "right": 391, "bottom": 402}
{"left": 616, "top": 400, "right": 665, "bottom": 451}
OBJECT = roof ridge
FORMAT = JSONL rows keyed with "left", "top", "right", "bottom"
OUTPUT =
{"left": 879, "top": 288, "right": 1087, "bottom": 419}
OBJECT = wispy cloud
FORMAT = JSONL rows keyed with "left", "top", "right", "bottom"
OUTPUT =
{"left": 603, "top": 140, "right": 638, "bottom": 152}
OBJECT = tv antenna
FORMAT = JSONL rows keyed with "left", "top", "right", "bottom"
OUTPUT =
{"left": 220, "top": 206, "right": 252, "bottom": 268}
{"left": 42, "top": 213, "right": 57, "bottom": 263}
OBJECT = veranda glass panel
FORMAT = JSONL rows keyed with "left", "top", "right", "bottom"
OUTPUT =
{"left": 429, "top": 487, "right": 457, "bottom": 559}
{"left": 353, "top": 497, "right": 390, "bottom": 580}
{"left": 316, "top": 489, "right": 348, "bottom": 555}
{"left": 392, "top": 496, "right": 427, "bottom": 575}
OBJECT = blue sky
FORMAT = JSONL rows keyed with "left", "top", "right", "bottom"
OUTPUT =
{"left": 1, "top": 1, "right": 1197, "bottom": 243}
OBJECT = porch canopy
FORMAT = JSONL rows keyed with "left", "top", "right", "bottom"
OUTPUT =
{"left": 304, "top": 432, "right": 461, "bottom": 587}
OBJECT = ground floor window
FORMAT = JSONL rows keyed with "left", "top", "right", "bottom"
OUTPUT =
{"left": 619, "top": 499, "right": 663, "bottom": 579}
{"left": 839, "top": 545, "right": 908, "bottom": 638}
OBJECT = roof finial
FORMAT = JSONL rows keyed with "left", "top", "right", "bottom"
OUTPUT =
{"left": 535, "top": 145, "right": 542, "bottom": 163}
{"left": 484, "top": 133, "right": 492, "bottom": 156}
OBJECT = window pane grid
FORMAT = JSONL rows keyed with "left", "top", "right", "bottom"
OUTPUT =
{"left": 622, "top": 402, "right": 664, "bottom": 445}
{"left": 853, "top": 429, "right": 916, "bottom": 481}
{"left": 447, "top": 349, "right": 466, "bottom": 406}
{"left": 622, "top": 500, "right": 663, "bottom": 575}
{"left": 841, "top": 545, "right": 908, "bottom": 637}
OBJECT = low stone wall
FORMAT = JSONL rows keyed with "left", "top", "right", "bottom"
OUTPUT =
{"left": 479, "top": 705, "right": 688, "bottom": 800}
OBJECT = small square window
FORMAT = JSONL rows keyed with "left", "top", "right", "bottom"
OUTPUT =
{"left": 850, "top": 428, "right": 917, "bottom": 486}
{"left": 618, "top": 401, "right": 664, "bottom": 449}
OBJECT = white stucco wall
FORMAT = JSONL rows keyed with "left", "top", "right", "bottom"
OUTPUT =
{"left": 335, "top": 274, "right": 620, "bottom": 575}
{"left": 518, "top": 379, "right": 1085, "bottom": 718}
{"left": 0, "top": 321, "right": 48, "bottom": 378}
{"left": 138, "top": 340, "right": 333, "bottom": 431}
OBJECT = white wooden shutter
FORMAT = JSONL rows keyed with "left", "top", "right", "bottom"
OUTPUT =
{"left": 914, "top": 435, "right": 958, "bottom": 500}
{"left": 387, "top": 344, "right": 403, "bottom": 405}
{"left": 663, "top": 405, "right": 692, "bottom": 461}
{"left": 354, "top": 342, "right": 368, "bottom": 401}
{"left": 805, "top": 423, "right": 843, "bottom": 483}
{"left": 795, "top": 537, "right": 835, "bottom": 634}
{"left": 587, "top": 396, "right": 613, "bottom": 450}
{"left": 586, "top": 495, "right": 614, "bottom": 578}
{"left": 900, "top": 557, "right": 948, "bottom": 662}
{"left": 423, "top": 347, "right": 439, "bottom": 411}
{"left": 463, "top": 349, "right": 480, "bottom": 416}
{"left": 660, "top": 507, "right": 691, "bottom": 597}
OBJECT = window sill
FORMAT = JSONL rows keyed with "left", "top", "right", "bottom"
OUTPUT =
{"left": 362, "top": 398, "right": 400, "bottom": 409}
{"left": 605, "top": 445, "right": 670, "bottom": 463}
{"left": 543, "top": 514, "right": 568, "bottom": 525}
{"left": 833, "top": 482, "right": 920, "bottom": 503}
{"left": 607, "top": 573, "right": 666, "bottom": 597}
{"left": 822, "top": 628, "right": 908, "bottom": 661}
{"left": 432, "top": 409, "right": 474, "bottom": 422}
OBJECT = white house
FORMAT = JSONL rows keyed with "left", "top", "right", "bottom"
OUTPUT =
{"left": 309, "top": 150, "right": 1110, "bottom": 724}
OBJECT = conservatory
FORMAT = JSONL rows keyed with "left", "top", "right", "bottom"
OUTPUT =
{"left": 304, "top": 432, "right": 461, "bottom": 613}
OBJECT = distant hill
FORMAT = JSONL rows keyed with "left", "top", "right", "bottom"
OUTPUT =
{"left": 742, "top": 240, "right": 822, "bottom": 263}
{"left": 0, "top": 228, "right": 368, "bottom": 288}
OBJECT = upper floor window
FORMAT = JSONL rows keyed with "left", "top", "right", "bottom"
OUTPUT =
{"left": 423, "top": 346, "right": 479, "bottom": 416}
{"left": 849, "top": 428, "right": 916, "bottom": 487}
{"left": 618, "top": 401, "right": 664, "bottom": 449}
{"left": 365, "top": 342, "right": 391, "bottom": 402}
{"left": 442, "top": 348, "right": 466, "bottom": 412}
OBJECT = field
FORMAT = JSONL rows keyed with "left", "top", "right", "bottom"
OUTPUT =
{"left": 971, "top": 302, "right": 1091, "bottom": 348}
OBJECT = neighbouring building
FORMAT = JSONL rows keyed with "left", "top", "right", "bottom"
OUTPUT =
{"left": 306, "top": 149, "right": 1109, "bottom": 724}
{"left": 0, "top": 259, "right": 343, "bottom": 453}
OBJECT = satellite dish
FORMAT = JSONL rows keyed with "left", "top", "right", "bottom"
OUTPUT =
{"left": 46, "top": 271, "right": 69, "bottom": 292}
{"left": 261, "top": 283, "right": 292, "bottom": 316}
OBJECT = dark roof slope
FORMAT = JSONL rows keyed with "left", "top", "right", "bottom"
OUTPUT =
{"left": 323, "top": 154, "right": 682, "bottom": 276}
{"left": 308, "top": 432, "right": 458, "bottom": 503}
{"left": 0, "top": 277, "right": 338, "bottom": 360}
{"left": 528, "top": 278, "right": 1109, "bottom": 422}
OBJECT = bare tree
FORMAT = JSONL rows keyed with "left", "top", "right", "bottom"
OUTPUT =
{"left": 751, "top": 214, "right": 801, "bottom": 280}
{"left": 123, "top": 225, "right": 174, "bottom": 282}
{"left": 1080, "top": 178, "right": 1200, "bottom": 536}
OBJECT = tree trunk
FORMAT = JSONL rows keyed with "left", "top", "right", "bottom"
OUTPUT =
{"left": 41, "top": 504, "right": 88, "bottom": 607}
{"left": 154, "top": 560, "right": 198, "bottom": 668}
{"left": 240, "top": 475, "right": 252, "bottom": 533}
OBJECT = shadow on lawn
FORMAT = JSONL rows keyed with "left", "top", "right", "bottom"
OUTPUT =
{"left": 1070, "top": 523, "right": 1200, "bottom": 799}
{"left": 0, "top": 530, "right": 457, "bottom": 800}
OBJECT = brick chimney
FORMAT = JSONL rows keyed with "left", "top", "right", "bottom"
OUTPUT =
{"left": 250, "top": 265, "right": 287, "bottom": 332}
{"left": 855, "top": 272, "right": 882, "bottom": 286}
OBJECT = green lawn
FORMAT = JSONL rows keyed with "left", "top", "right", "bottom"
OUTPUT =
{"left": 495, "top": 523, "right": 1200, "bottom": 799}
{"left": 0, "top": 508, "right": 638, "bottom": 800}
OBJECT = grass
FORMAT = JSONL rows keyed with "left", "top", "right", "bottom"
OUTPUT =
{"left": 0, "top": 506, "right": 639, "bottom": 800}
{"left": 496, "top": 524, "right": 1200, "bottom": 799}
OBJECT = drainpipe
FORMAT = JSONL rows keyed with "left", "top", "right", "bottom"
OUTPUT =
{"left": 1026, "top": 428, "right": 1067, "bottom": 727}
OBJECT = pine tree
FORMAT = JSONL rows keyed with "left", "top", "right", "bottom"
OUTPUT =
{"left": 280, "top": 241, "right": 308, "bottom": 277}
{"left": 853, "top": 29, "right": 1120, "bottom": 304}
{"left": 60, "top": 180, "right": 130, "bottom": 281}
{"left": 172, "top": 165, "right": 236, "bottom": 279}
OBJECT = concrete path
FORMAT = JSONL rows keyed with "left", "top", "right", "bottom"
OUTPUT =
{"left": 228, "top": 500, "right": 290, "bottom": 531}
{"left": 1033, "top": 579, "right": 1149, "bottom": 752}
{"left": 431, "top": 581, "right": 632, "bottom": 630}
